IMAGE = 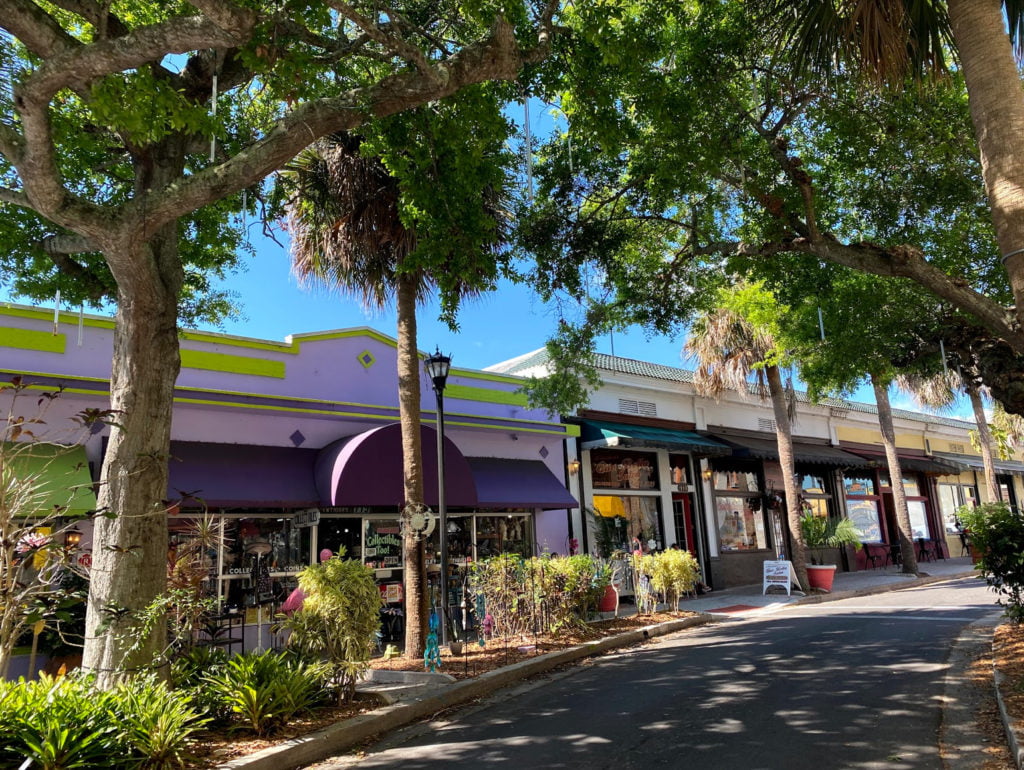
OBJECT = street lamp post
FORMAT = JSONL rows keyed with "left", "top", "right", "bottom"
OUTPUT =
{"left": 424, "top": 348, "right": 452, "bottom": 647}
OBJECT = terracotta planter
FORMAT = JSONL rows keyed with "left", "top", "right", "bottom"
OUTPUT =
{"left": 806, "top": 564, "right": 837, "bottom": 593}
{"left": 598, "top": 584, "right": 618, "bottom": 612}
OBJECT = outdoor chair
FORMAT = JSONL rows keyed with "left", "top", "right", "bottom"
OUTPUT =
{"left": 959, "top": 532, "right": 971, "bottom": 557}
{"left": 862, "top": 543, "right": 884, "bottom": 569}
{"left": 916, "top": 537, "right": 936, "bottom": 562}
{"left": 887, "top": 543, "right": 902, "bottom": 567}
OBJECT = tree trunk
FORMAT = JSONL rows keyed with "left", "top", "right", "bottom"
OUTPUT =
{"left": 871, "top": 374, "right": 920, "bottom": 576}
{"left": 81, "top": 256, "right": 180, "bottom": 686}
{"left": 948, "top": 0, "right": 1024, "bottom": 331}
{"left": 968, "top": 385, "right": 999, "bottom": 503}
{"left": 397, "top": 275, "right": 427, "bottom": 659}
{"left": 766, "top": 365, "right": 808, "bottom": 591}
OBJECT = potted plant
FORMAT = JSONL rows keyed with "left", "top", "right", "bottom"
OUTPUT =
{"left": 800, "top": 513, "right": 863, "bottom": 592}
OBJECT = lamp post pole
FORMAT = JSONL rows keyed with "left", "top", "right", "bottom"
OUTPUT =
{"left": 425, "top": 349, "right": 452, "bottom": 648}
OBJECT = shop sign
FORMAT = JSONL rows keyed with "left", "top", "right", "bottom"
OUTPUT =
{"left": 762, "top": 560, "right": 800, "bottom": 596}
{"left": 379, "top": 583, "right": 403, "bottom": 604}
{"left": 294, "top": 508, "right": 321, "bottom": 528}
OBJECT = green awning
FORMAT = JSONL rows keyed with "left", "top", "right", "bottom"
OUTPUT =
{"left": 4, "top": 443, "right": 96, "bottom": 518}
{"left": 579, "top": 420, "right": 731, "bottom": 456}
{"left": 933, "top": 452, "right": 1024, "bottom": 476}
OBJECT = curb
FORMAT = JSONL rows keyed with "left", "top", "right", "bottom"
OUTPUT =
{"left": 788, "top": 570, "right": 979, "bottom": 606}
{"left": 217, "top": 614, "right": 714, "bottom": 770}
{"left": 994, "top": 640, "right": 1024, "bottom": 770}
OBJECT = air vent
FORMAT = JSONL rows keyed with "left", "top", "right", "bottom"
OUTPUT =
{"left": 638, "top": 401, "right": 657, "bottom": 417}
{"left": 618, "top": 398, "right": 639, "bottom": 415}
{"left": 758, "top": 417, "right": 778, "bottom": 433}
{"left": 829, "top": 407, "right": 849, "bottom": 419}
{"left": 949, "top": 442, "right": 965, "bottom": 454}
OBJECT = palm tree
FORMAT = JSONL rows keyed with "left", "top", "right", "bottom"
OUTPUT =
{"left": 286, "top": 133, "right": 431, "bottom": 658}
{"left": 897, "top": 368, "right": 1000, "bottom": 503}
{"left": 770, "top": 0, "right": 1024, "bottom": 334}
{"left": 685, "top": 304, "right": 810, "bottom": 591}
{"left": 285, "top": 130, "right": 508, "bottom": 658}
{"left": 869, "top": 372, "right": 920, "bottom": 575}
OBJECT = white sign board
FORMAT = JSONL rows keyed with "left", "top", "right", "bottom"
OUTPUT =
{"left": 763, "top": 560, "right": 800, "bottom": 596}
{"left": 294, "top": 508, "right": 321, "bottom": 528}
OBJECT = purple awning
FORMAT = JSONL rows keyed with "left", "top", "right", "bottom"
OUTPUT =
{"left": 168, "top": 441, "right": 320, "bottom": 508}
{"left": 467, "top": 457, "right": 578, "bottom": 510}
{"left": 315, "top": 424, "right": 478, "bottom": 508}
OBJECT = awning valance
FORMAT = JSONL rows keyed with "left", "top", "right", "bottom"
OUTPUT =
{"left": 316, "top": 424, "right": 478, "bottom": 508}
{"left": 168, "top": 441, "right": 320, "bottom": 508}
{"left": 932, "top": 452, "right": 1024, "bottom": 476}
{"left": 846, "top": 449, "right": 963, "bottom": 475}
{"left": 5, "top": 443, "right": 96, "bottom": 517}
{"left": 467, "top": 457, "right": 577, "bottom": 510}
{"left": 708, "top": 433, "right": 874, "bottom": 467}
{"left": 579, "top": 420, "right": 731, "bottom": 456}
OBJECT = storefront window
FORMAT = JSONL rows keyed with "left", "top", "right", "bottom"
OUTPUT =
{"left": 800, "top": 474, "right": 827, "bottom": 494}
{"left": 590, "top": 449, "right": 659, "bottom": 490}
{"left": 317, "top": 517, "right": 362, "bottom": 561}
{"left": 907, "top": 500, "right": 929, "bottom": 539}
{"left": 938, "top": 483, "right": 978, "bottom": 533}
{"left": 592, "top": 495, "right": 662, "bottom": 550}
{"left": 880, "top": 474, "right": 921, "bottom": 496}
{"left": 846, "top": 499, "right": 882, "bottom": 543}
{"left": 475, "top": 515, "right": 532, "bottom": 559}
{"left": 363, "top": 518, "right": 403, "bottom": 569}
{"left": 844, "top": 475, "right": 876, "bottom": 496}
{"left": 222, "top": 517, "right": 311, "bottom": 576}
{"left": 715, "top": 496, "right": 767, "bottom": 551}
{"left": 713, "top": 470, "right": 760, "bottom": 493}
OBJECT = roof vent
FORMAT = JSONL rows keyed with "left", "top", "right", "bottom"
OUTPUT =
{"left": 758, "top": 417, "right": 778, "bottom": 433}
{"left": 618, "top": 398, "right": 639, "bottom": 415}
{"left": 638, "top": 400, "right": 657, "bottom": 417}
{"left": 948, "top": 442, "right": 965, "bottom": 454}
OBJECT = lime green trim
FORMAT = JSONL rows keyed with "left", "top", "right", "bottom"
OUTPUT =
{"left": 451, "top": 369, "right": 523, "bottom": 385}
{"left": 357, "top": 349, "right": 377, "bottom": 369}
{"left": 445, "top": 384, "right": 529, "bottom": 407}
{"left": 1, "top": 305, "right": 115, "bottom": 330}
{"left": 0, "top": 326, "right": 67, "bottom": 354}
{"left": 180, "top": 350, "right": 285, "bottom": 379}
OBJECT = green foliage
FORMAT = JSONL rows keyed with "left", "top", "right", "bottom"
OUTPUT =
{"left": 646, "top": 550, "right": 700, "bottom": 609}
{"left": 469, "top": 554, "right": 611, "bottom": 637}
{"left": 960, "top": 503, "right": 1024, "bottom": 622}
{"left": 204, "top": 650, "right": 330, "bottom": 736}
{"left": 800, "top": 514, "right": 863, "bottom": 564}
{"left": 278, "top": 554, "right": 381, "bottom": 703}
{"left": 0, "top": 673, "right": 205, "bottom": 770}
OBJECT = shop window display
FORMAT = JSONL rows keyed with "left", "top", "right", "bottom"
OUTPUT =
{"left": 476, "top": 515, "right": 531, "bottom": 559}
{"left": 317, "top": 517, "right": 363, "bottom": 561}
{"left": 363, "top": 519, "right": 403, "bottom": 568}
{"left": 220, "top": 517, "right": 310, "bottom": 609}
{"left": 715, "top": 496, "right": 767, "bottom": 550}
{"left": 590, "top": 449, "right": 659, "bottom": 490}
{"left": 592, "top": 495, "right": 662, "bottom": 550}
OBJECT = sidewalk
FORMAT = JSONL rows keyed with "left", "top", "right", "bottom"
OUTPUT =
{"left": 221, "top": 558, "right": 984, "bottom": 770}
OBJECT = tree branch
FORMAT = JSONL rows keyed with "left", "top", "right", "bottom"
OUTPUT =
{"left": 130, "top": 16, "right": 525, "bottom": 232}
{"left": 0, "top": 186, "right": 30, "bottom": 207}
{"left": 41, "top": 233, "right": 97, "bottom": 255}
{"left": 327, "top": 1, "right": 439, "bottom": 81}
{"left": 3, "top": 0, "right": 80, "bottom": 60}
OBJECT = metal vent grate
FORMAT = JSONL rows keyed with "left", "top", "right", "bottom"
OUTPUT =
{"left": 638, "top": 400, "right": 657, "bottom": 417}
{"left": 618, "top": 398, "right": 639, "bottom": 414}
{"left": 758, "top": 417, "right": 777, "bottom": 433}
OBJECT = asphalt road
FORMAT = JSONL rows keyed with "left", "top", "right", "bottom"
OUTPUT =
{"left": 313, "top": 578, "right": 1001, "bottom": 770}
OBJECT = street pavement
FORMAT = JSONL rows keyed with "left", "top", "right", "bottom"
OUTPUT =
{"left": 297, "top": 558, "right": 1007, "bottom": 770}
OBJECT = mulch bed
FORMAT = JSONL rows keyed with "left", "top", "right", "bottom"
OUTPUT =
{"left": 186, "top": 611, "right": 694, "bottom": 766}
{"left": 992, "top": 624, "right": 1024, "bottom": 767}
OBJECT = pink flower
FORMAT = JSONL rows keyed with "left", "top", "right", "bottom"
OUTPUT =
{"left": 15, "top": 533, "right": 51, "bottom": 554}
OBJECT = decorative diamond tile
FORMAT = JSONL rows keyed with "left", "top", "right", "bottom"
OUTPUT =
{"left": 538, "top": 446, "right": 549, "bottom": 459}
{"left": 290, "top": 430, "right": 306, "bottom": 447}
{"left": 357, "top": 350, "right": 376, "bottom": 369}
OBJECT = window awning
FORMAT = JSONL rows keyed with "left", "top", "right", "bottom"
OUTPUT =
{"left": 316, "top": 424, "right": 478, "bottom": 508}
{"left": 5, "top": 443, "right": 96, "bottom": 518}
{"left": 579, "top": 420, "right": 731, "bottom": 456}
{"left": 932, "top": 452, "right": 1024, "bottom": 476}
{"left": 168, "top": 441, "right": 320, "bottom": 508}
{"left": 467, "top": 457, "right": 577, "bottom": 510}
{"left": 846, "top": 449, "right": 964, "bottom": 475}
{"left": 707, "top": 433, "right": 874, "bottom": 467}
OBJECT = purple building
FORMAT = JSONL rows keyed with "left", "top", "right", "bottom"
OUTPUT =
{"left": 0, "top": 304, "right": 578, "bottom": 643}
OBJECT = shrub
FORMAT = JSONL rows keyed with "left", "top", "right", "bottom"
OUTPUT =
{"left": 108, "top": 677, "right": 208, "bottom": 770}
{"left": 960, "top": 502, "right": 1024, "bottom": 621}
{"left": 205, "top": 650, "right": 330, "bottom": 736}
{"left": 648, "top": 550, "right": 700, "bottom": 609}
{"left": 277, "top": 554, "right": 381, "bottom": 703}
{"left": 470, "top": 554, "right": 611, "bottom": 637}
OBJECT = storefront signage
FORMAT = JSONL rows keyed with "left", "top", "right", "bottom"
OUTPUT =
{"left": 294, "top": 508, "right": 321, "bottom": 528}
{"left": 365, "top": 521, "right": 403, "bottom": 568}
{"left": 762, "top": 560, "right": 800, "bottom": 596}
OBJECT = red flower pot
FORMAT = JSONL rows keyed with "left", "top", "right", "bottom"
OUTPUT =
{"left": 598, "top": 584, "right": 618, "bottom": 612}
{"left": 806, "top": 564, "right": 837, "bottom": 592}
